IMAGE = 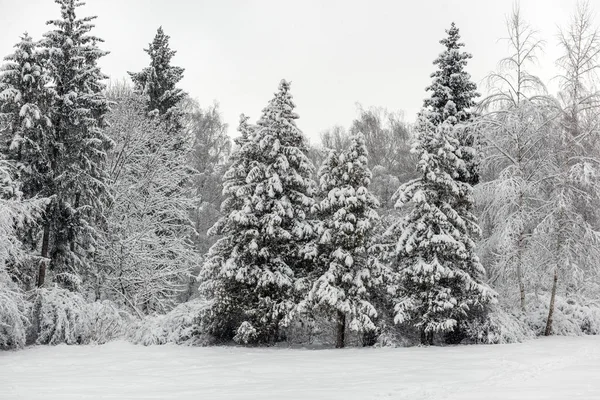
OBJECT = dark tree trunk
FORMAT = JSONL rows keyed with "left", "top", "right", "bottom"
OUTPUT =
{"left": 335, "top": 311, "right": 346, "bottom": 348}
{"left": 420, "top": 328, "right": 434, "bottom": 345}
{"left": 545, "top": 268, "right": 558, "bottom": 336}
{"left": 37, "top": 223, "right": 50, "bottom": 287}
{"left": 70, "top": 193, "right": 81, "bottom": 253}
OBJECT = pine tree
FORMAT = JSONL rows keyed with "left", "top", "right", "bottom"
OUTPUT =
{"left": 200, "top": 80, "right": 316, "bottom": 344}
{"left": 128, "top": 27, "right": 186, "bottom": 134}
{"left": 0, "top": 33, "right": 54, "bottom": 287}
{"left": 389, "top": 120, "right": 496, "bottom": 345}
{"left": 38, "top": 0, "right": 112, "bottom": 288}
{"left": 302, "top": 133, "right": 381, "bottom": 348}
{"left": 422, "top": 22, "right": 480, "bottom": 185}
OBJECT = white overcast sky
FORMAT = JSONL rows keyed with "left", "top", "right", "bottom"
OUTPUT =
{"left": 0, "top": 0, "right": 582, "bottom": 143}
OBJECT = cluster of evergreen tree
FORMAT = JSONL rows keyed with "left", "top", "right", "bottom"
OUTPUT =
{"left": 199, "top": 23, "right": 496, "bottom": 347}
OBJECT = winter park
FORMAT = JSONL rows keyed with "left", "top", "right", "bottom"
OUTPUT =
{"left": 3, "top": 0, "right": 600, "bottom": 398}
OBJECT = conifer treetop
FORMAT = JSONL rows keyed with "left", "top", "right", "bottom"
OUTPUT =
{"left": 423, "top": 22, "right": 479, "bottom": 126}
{"left": 128, "top": 26, "right": 186, "bottom": 121}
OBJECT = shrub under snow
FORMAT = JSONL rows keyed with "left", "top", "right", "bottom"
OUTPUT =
{"left": 87, "top": 300, "right": 132, "bottom": 344}
{"left": 31, "top": 288, "right": 92, "bottom": 345}
{"left": 126, "top": 299, "right": 210, "bottom": 346}
{"left": 463, "top": 307, "right": 534, "bottom": 344}
{"left": 525, "top": 294, "right": 600, "bottom": 336}
{"left": 30, "top": 288, "right": 132, "bottom": 345}
{"left": 0, "top": 272, "right": 29, "bottom": 350}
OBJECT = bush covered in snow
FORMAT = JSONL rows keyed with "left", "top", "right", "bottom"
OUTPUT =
{"left": 28, "top": 288, "right": 133, "bottom": 346}
{"left": 0, "top": 272, "right": 29, "bottom": 350}
{"left": 87, "top": 301, "right": 132, "bottom": 344}
{"left": 126, "top": 299, "right": 210, "bottom": 346}
{"left": 524, "top": 294, "right": 600, "bottom": 336}
{"left": 30, "top": 288, "right": 92, "bottom": 345}
{"left": 463, "top": 306, "right": 534, "bottom": 344}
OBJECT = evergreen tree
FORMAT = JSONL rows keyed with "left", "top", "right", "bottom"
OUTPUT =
{"left": 199, "top": 114, "right": 257, "bottom": 341}
{"left": 0, "top": 33, "right": 54, "bottom": 287}
{"left": 421, "top": 22, "right": 480, "bottom": 185}
{"left": 200, "top": 80, "right": 316, "bottom": 344}
{"left": 388, "top": 120, "right": 496, "bottom": 345}
{"left": 38, "top": 0, "right": 112, "bottom": 288}
{"left": 301, "top": 133, "right": 381, "bottom": 348}
{"left": 128, "top": 27, "right": 186, "bottom": 134}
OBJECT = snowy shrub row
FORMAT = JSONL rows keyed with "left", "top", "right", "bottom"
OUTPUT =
{"left": 126, "top": 298, "right": 211, "bottom": 346}
{"left": 524, "top": 294, "right": 600, "bottom": 336}
{"left": 30, "top": 288, "right": 133, "bottom": 345}
{"left": 0, "top": 286, "right": 133, "bottom": 349}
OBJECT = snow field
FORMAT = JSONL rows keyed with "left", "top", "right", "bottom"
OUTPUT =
{"left": 2, "top": 336, "right": 600, "bottom": 399}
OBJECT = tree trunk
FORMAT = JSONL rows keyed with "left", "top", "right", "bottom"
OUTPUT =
{"left": 545, "top": 268, "right": 558, "bottom": 336}
{"left": 420, "top": 328, "right": 433, "bottom": 345}
{"left": 70, "top": 193, "right": 81, "bottom": 253}
{"left": 335, "top": 311, "right": 346, "bottom": 348}
{"left": 37, "top": 223, "right": 50, "bottom": 287}
{"left": 516, "top": 191, "right": 526, "bottom": 311}
{"left": 517, "top": 261, "right": 526, "bottom": 312}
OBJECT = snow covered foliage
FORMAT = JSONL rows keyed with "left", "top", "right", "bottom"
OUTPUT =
{"left": 387, "top": 120, "right": 496, "bottom": 344}
{"left": 37, "top": 0, "right": 113, "bottom": 289}
{"left": 0, "top": 161, "right": 45, "bottom": 349}
{"left": 98, "top": 89, "right": 198, "bottom": 315}
{"left": 31, "top": 287, "right": 91, "bottom": 345}
{"left": 200, "top": 80, "right": 316, "bottom": 344}
{"left": 525, "top": 295, "right": 600, "bottom": 337}
{"left": 0, "top": 33, "right": 54, "bottom": 288}
{"left": 421, "top": 22, "right": 480, "bottom": 185}
{"left": 0, "top": 32, "right": 53, "bottom": 198}
{"left": 30, "top": 288, "right": 131, "bottom": 345}
{"left": 128, "top": 27, "right": 186, "bottom": 134}
{"left": 463, "top": 306, "right": 534, "bottom": 344}
{"left": 126, "top": 298, "right": 209, "bottom": 346}
{"left": 0, "top": 271, "right": 28, "bottom": 350}
{"left": 86, "top": 300, "right": 132, "bottom": 344}
{"left": 301, "top": 133, "right": 381, "bottom": 347}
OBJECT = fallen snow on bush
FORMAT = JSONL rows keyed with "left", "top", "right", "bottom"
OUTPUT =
{"left": 2, "top": 336, "right": 600, "bottom": 399}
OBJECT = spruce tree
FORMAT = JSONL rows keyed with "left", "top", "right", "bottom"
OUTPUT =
{"left": 199, "top": 114, "right": 257, "bottom": 340}
{"left": 422, "top": 22, "right": 480, "bottom": 185}
{"left": 128, "top": 27, "right": 186, "bottom": 134}
{"left": 389, "top": 120, "right": 496, "bottom": 345}
{"left": 200, "top": 80, "right": 316, "bottom": 344}
{"left": 38, "top": 0, "right": 112, "bottom": 288}
{"left": 0, "top": 33, "right": 54, "bottom": 286}
{"left": 302, "top": 133, "right": 381, "bottom": 348}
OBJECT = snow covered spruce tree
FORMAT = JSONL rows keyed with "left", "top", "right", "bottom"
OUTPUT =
{"left": 96, "top": 88, "right": 198, "bottom": 315}
{"left": 38, "top": 0, "right": 112, "bottom": 289}
{"left": 388, "top": 120, "right": 496, "bottom": 345}
{"left": 200, "top": 80, "right": 316, "bottom": 344}
{"left": 128, "top": 27, "right": 186, "bottom": 135}
{"left": 421, "top": 22, "right": 480, "bottom": 185}
{"left": 0, "top": 33, "right": 54, "bottom": 287}
{"left": 301, "top": 133, "right": 381, "bottom": 348}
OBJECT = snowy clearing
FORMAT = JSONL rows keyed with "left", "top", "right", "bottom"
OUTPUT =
{"left": 2, "top": 337, "right": 600, "bottom": 399}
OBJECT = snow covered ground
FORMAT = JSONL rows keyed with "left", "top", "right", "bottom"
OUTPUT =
{"left": 2, "top": 336, "right": 600, "bottom": 400}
